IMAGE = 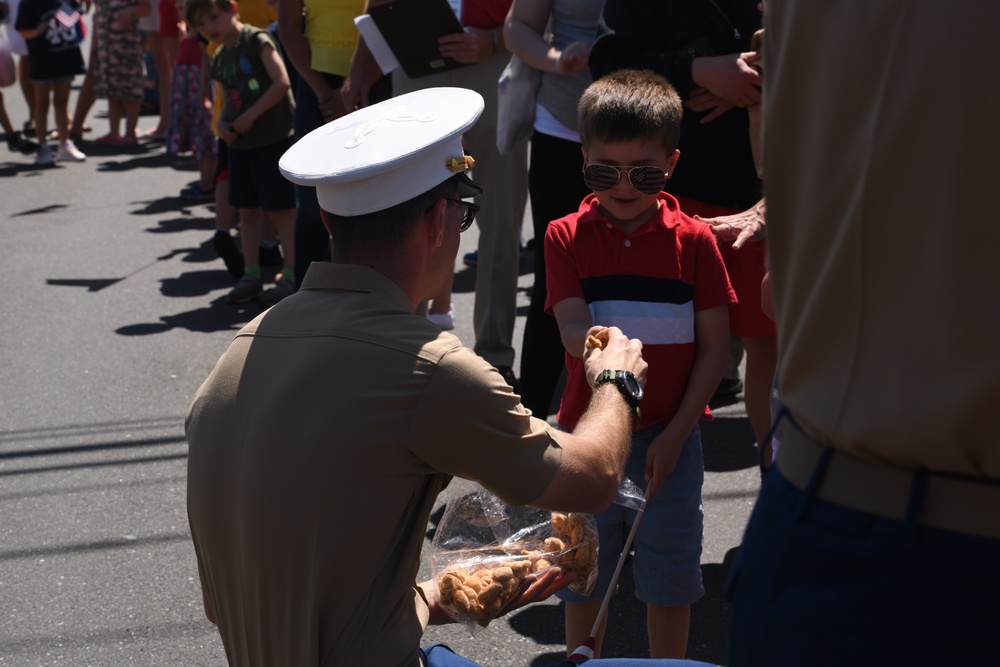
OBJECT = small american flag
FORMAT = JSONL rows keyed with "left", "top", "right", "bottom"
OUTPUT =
{"left": 54, "top": 2, "right": 80, "bottom": 28}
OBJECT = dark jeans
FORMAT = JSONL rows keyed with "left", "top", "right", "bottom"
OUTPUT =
{"left": 518, "top": 130, "right": 591, "bottom": 418}
{"left": 728, "top": 465, "right": 1000, "bottom": 666}
{"left": 291, "top": 74, "right": 391, "bottom": 288}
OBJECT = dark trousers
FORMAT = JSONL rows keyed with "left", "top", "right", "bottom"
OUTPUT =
{"left": 728, "top": 465, "right": 1000, "bottom": 666}
{"left": 518, "top": 130, "right": 591, "bottom": 418}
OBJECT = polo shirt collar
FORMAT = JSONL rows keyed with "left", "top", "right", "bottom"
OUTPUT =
{"left": 576, "top": 192, "right": 684, "bottom": 232}
{"left": 300, "top": 262, "right": 414, "bottom": 311}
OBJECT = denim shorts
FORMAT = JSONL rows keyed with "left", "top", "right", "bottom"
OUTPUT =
{"left": 556, "top": 423, "right": 705, "bottom": 607}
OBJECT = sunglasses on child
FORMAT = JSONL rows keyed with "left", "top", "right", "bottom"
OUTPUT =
{"left": 444, "top": 198, "right": 480, "bottom": 232}
{"left": 582, "top": 163, "right": 667, "bottom": 195}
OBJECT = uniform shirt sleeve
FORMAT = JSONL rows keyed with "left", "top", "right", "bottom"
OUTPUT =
{"left": 407, "top": 345, "right": 563, "bottom": 507}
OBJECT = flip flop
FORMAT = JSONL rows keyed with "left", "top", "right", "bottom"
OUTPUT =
{"left": 95, "top": 134, "right": 120, "bottom": 144}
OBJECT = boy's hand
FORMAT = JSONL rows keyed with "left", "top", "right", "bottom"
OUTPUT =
{"left": 230, "top": 115, "right": 253, "bottom": 136}
{"left": 582, "top": 326, "right": 647, "bottom": 390}
{"left": 645, "top": 423, "right": 687, "bottom": 497}
{"left": 217, "top": 121, "right": 239, "bottom": 143}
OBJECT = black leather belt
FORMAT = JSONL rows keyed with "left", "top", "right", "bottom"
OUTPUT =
{"left": 775, "top": 423, "right": 1000, "bottom": 541}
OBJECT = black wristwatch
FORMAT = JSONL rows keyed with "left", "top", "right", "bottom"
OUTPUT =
{"left": 594, "top": 369, "right": 643, "bottom": 419}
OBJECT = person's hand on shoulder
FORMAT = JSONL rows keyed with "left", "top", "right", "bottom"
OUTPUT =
{"left": 695, "top": 198, "right": 766, "bottom": 250}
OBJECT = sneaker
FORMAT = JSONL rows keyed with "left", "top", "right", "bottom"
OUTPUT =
{"left": 260, "top": 277, "right": 295, "bottom": 306}
{"left": 227, "top": 274, "right": 263, "bottom": 304}
{"left": 180, "top": 184, "right": 215, "bottom": 200}
{"left": 213, "top": 230, "right": 244, "bottom": 278}
{"left": 56, "top": 139, "right": 86, "bottom": 162}
{"left": 427, "top": 304, "right": 455, "bottom": 330}
{"left": 35, "top": 143, "right": 54, "bottom": 167}
{"left": 7, "top": 131, "right": 38, "bottom": 155}
{"left": 259, "top": 242, "right": 283, "bottom": 266}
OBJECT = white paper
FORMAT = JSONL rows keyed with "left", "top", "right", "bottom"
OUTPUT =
{"left": 353, "top": 14, "right": 398, "bottom": 75}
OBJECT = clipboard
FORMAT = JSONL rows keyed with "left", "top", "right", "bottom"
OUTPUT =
{"left": 367, "top": 0, "right": 469, "bottom": 79}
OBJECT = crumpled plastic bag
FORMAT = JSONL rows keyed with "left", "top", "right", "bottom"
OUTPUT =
{"left": 429, "top": 479, "right": 599, "bottom": 634}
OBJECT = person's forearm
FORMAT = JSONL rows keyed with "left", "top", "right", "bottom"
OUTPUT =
{"left": 504, "top": 19, "right": 559, "bottom": 72}
{"left": 239, "top": 81, "right": 290, "bottom": 126}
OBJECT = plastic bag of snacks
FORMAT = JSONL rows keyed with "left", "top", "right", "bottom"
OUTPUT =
{"left": 429, "top": 479, "right": 599, "bottom": 634}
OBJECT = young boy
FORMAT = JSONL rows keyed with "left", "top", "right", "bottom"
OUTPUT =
{"left": 186, "top": 0, "right": 296, "bottom": 305}
{"left": 546, "top": 69, "right": 735, "bottom": 659}
{"left": 14, "top": 0, "right": 85, "bottom": 166}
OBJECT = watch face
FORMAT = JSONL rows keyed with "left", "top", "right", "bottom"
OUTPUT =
{"left": 622, "top": 372, "right": 643, "bottom": 401}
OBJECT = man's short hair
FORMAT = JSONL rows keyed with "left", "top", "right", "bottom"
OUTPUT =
{"left": 327, "top": 177, "right": 459, "bottom": 253}
{"left": 578, "top": 69, "right": 683, "bottom": 153}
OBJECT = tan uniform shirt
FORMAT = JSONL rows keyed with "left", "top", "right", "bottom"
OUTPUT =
{"left": 186, "top": 263, "right": 562, "bottom": 666}
{"left": 765, "top": 0, "right": 1000, "bottom": 477}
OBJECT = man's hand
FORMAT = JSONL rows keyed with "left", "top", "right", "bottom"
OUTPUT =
{"left": 438, "top": 27, "right": 494, "bottom": 64}
{"left": 691, "top": 51, "right": 762, "bottom": 109}
{"left": 420, "top": 567, "right": 576, "bottom": 626}
{"left": 696, "top": 199, "right": 766, "bottom": 250}
{"left": 582, "top": 326, "right": 647, "bottom": 389}
{"left": 685, "top": 86, "right": 735, "bottom": 124}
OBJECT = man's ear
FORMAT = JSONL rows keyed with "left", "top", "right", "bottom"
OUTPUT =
{"left": 426, "top": 197, "right": 448, "bottom": 247}
{"left": 319, "top": 208, "right": 332, "bottom": 235}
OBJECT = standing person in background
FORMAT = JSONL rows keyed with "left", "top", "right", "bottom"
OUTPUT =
{"left": 278, "top": 0, "right": 390, "bottom": 290}
{"left": 137, "top": 0, "right": 171, "bottom": 138}
{"left": 189, "top": 0, "right": 297, "bottom": 306}
{"left": 91, "top": 0, "right": 151, "bottom": 145}
{"left": 15, "top": 0, "right": 88, "bottom": 165}
{"left": 589, "top": 1, "right": 776, "bottom": 451}
{"left": 728, "top": 2, "right": 1000, "bottom": 665}
{"left": 344, "top": 0, "right": 529, "bottom": 388}
{"left": 0, "top": 3, "right": 40, "bottom": 153}
{"left": 504, "top": 0, "right": 603, "bottom": 419}
{"left": 6, "top": 0, "right": 38, "bottom": 135}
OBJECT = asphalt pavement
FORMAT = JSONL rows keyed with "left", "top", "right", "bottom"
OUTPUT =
{"left": 0, "top": 76, "right": 762, "bottom": 666}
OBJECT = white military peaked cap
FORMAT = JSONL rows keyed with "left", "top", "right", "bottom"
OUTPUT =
{"left": 278, "top": 87, "right": 484, "bottom": 216}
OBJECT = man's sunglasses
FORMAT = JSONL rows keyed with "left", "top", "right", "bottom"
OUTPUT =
{"left": 582, "top": 163, "right": 667, "bottom": 195}
{"left": 445, "top": 198, "right": 480, "bottom": 232}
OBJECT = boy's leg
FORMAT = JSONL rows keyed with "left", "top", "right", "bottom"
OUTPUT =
{"left": 564, "top": 598, "right": 608, "bottom": 658}
{"left": 238, "top": 207, "right": 262, "bottom": 270}
{"left": 51, "top": 80, "right": 72, "bottom": 144}
{"left": 266, "top": 208, "right": 296, "bottom": 280}
{"left": 32, "top": 82, "right": 51, "bottom": 142}
{"left": 18, "top": 56, "right": 34, "bottom": 128}
{"left": 647, "top": 603, "right": 691, "bottom": 659}
{"left": 70, "top": 48, "right": 96, "bottom": 139}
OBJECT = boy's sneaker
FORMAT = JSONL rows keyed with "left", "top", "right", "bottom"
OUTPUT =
{"left": 7, "top": 131, "right": 38, "bottom": 155}
{"left": 212, "top": 230, "right": 244, "bottom": 278}
{"left": 260, "top": 277, "right": 295, "bottom": 306}
{"left": 227, "top": 275, "right": 263, "bottom": 304}
{"left": 35, "top": 143, "right": 54, "bottom": 167}
{"left": 56, "top": 140, "right": 86, "bottom": 162}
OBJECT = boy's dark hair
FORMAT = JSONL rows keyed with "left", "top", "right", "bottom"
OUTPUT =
{"left": 327, "top": 177, "right": 459, "bottom": 255}
{"left": 578, "top": 69, "right": 683, "bottom": 153}
{"left": 184, "top": 0, "right": 234, "bottom": 28}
